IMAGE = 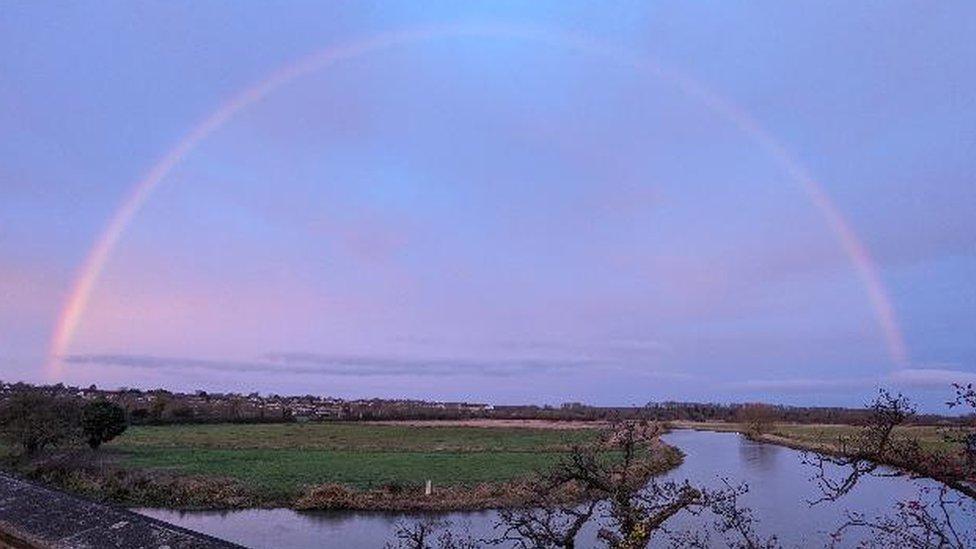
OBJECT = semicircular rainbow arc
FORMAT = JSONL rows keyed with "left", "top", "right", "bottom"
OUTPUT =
{"left": 46, "top": 24, "right": 910, "bottom": 379}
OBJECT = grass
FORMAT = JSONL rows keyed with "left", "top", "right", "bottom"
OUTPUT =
{"left": 769, "top": 424, "right": 958, "bottom": 454}
{"left": 109, "top": 422, "right": 596, "bottom": 452}
{"left": 118, "top": 448, "right": 574, "bottom": 497}
{"left": 105, "top": 421, "right": 957, "bottom": 500}
{"left": 673, "top": 421, "right": 960, "bottom": 454}
{"left": 105, "top": 422, "right": 601, "bottom": 498}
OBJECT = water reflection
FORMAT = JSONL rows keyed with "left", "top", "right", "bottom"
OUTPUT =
{"left": 737, "top": 436, "right": 780, "bottom": 472}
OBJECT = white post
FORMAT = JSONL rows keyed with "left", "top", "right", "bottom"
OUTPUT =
{"left": 425, "top": 479, "right": 432, "bottom": 496}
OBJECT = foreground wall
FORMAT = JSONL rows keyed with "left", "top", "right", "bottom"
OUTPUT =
{"left": 0, "top": 472, "right": 241, "bottom": 549}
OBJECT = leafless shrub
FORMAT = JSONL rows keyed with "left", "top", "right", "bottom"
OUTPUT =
{"left": 386, "top": 518, "right": 478, "bottom": 549}
{"left": 294, "top": 483, "right": 357, "bottom": 509}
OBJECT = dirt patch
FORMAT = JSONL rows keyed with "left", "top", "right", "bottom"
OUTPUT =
{"left": 362, "top": 419, "right": 609, "bottom": 430}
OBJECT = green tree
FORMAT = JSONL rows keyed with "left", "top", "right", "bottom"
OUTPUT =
{"left": 81, "top": 400, "right": 128, "bottom": 449}
{"left": 0, "top": 391, "right": 81, "bottom": 455}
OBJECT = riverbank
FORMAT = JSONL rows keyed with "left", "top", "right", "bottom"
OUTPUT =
{"left": 670, "top": 420, "right": 956, "bottom": 454}
{"left": 6, "top": 420, "right": 683, "bottom": 512}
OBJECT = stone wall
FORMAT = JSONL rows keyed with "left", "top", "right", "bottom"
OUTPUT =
{"left": 0, "top": 473, "right": 241, "bottom": 548}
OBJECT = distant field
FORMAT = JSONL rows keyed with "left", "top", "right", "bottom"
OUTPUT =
{"left": 106, "top": 422, "right": 600, "bottom": 497}
{"left": 769, "top": 423, "right": 956, "bottom": 453}
{"left": 673, "top": 421, "right": 958, "bottom": 454}
{"left": 111, "top": 422, "right": 596, "bottom": 451}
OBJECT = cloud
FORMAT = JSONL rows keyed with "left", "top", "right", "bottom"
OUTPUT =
{"left": 725, "top": 366, "right": 976, "bottom": 394}
{"left": 66, "top": 353, "right": 975, "bottom": 399}
{"left": 65, "top": 352, "right": 595, "bottom": 378}
{"left": 261, "top": 352, "right": 598, "bottom": 377}
{"left": 889, "top": 368, "right": 976, "bottom": 389}
{"left": 389, "top": 336, "right": 673, "bottom": 361}
{"left": 722, "top": 376, "right": 878, "bottom": 394}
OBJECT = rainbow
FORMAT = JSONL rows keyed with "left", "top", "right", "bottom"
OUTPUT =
{"left": 46, "top": 24, "right": 910, "bottom": 379}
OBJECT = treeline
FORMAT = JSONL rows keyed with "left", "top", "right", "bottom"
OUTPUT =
{"left": 483, "top": 401, "right": 957, "bottom": 425}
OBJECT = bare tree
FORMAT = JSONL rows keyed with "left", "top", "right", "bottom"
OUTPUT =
{"left": 806, "top": 388, "right": 975, "bottom": 547}
{"left": 946, "top": 383, "right": 976, "bottom": 474}
{"left": 386, "top": 518, "right": 478, "bottom": 549}
{"left": 492, "top": 419, "right": 774, "bottom": 549}
{"left": 492, "top": 491, "right": 598, "bottom": 548}
{"left": 703, "top": 480, "right": 780, "bottom": 549}
{"left": 540, "top": 420, "right": 704, "bottom": 548}
{"left": 830, "top": 484, "right": 973, "bottom": 548}
{"left": 736, "top": 404, "right": 777, "bottom": 437}
{"left": 803, "top": 389, "right": 922, "bottom": 504}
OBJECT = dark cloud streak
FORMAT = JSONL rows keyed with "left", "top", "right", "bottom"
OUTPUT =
{"left": 65, "top": 353, "right": 597, "bottom": 378}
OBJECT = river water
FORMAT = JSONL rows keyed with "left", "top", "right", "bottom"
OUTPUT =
{"left": 136, "top": 429, "right": 961, "bottom": 547}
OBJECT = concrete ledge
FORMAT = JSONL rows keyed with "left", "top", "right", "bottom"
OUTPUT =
{"left": 0, "top": 472, "right": 243, "bottom": 548}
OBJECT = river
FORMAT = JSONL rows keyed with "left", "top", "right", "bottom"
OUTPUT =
{"left": 136, "top": 429, "right": 961, "bottom": 547}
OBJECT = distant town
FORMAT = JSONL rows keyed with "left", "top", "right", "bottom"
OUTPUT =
{"left": 0, "top": 380, "right": 961, "bottom": 425}
{"left": 0, "top": 381, "right": 493, "bottom": 423}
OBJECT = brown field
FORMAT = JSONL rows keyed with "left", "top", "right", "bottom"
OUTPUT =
{"left": 362, "top": 419, "right": 610, "bottom": 429}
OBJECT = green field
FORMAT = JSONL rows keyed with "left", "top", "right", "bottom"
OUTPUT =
{"left": 106, "top": 423, "right": 599, "bottom": 498}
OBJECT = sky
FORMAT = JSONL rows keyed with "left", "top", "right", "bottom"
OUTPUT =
{"left": 1, "top": 2, "right": 974, "bottom": 408}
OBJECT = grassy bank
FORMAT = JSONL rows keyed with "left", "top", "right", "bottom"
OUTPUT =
{"left": 770, "top": 424, "right": 954, "bottom": 453}
{"left": 672, "top": 421, "right": 958, "bottom": 454}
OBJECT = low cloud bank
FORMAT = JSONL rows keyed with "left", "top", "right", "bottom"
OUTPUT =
{"left": 65, "top": 352, "right": 594, "bottom": 378}
{"left": 726, "top": 366, "right": 976, "bottom": 394}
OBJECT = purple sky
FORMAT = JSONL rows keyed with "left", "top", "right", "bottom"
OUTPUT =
{"left": 2, "top": 2, "right": 974, "bottom": 407}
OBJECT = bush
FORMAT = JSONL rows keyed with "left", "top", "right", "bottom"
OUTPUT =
{"left": 81, "top": 400, "right": 128, "bottom": 449}
{"left": 25, "top": 454, "right": 257, "bottom": 508}
{"left": 0, "top": 391, "right": 81, "bottom": 455}
{"left": 294, "top": 483, "right": 356, "bottom": 510}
